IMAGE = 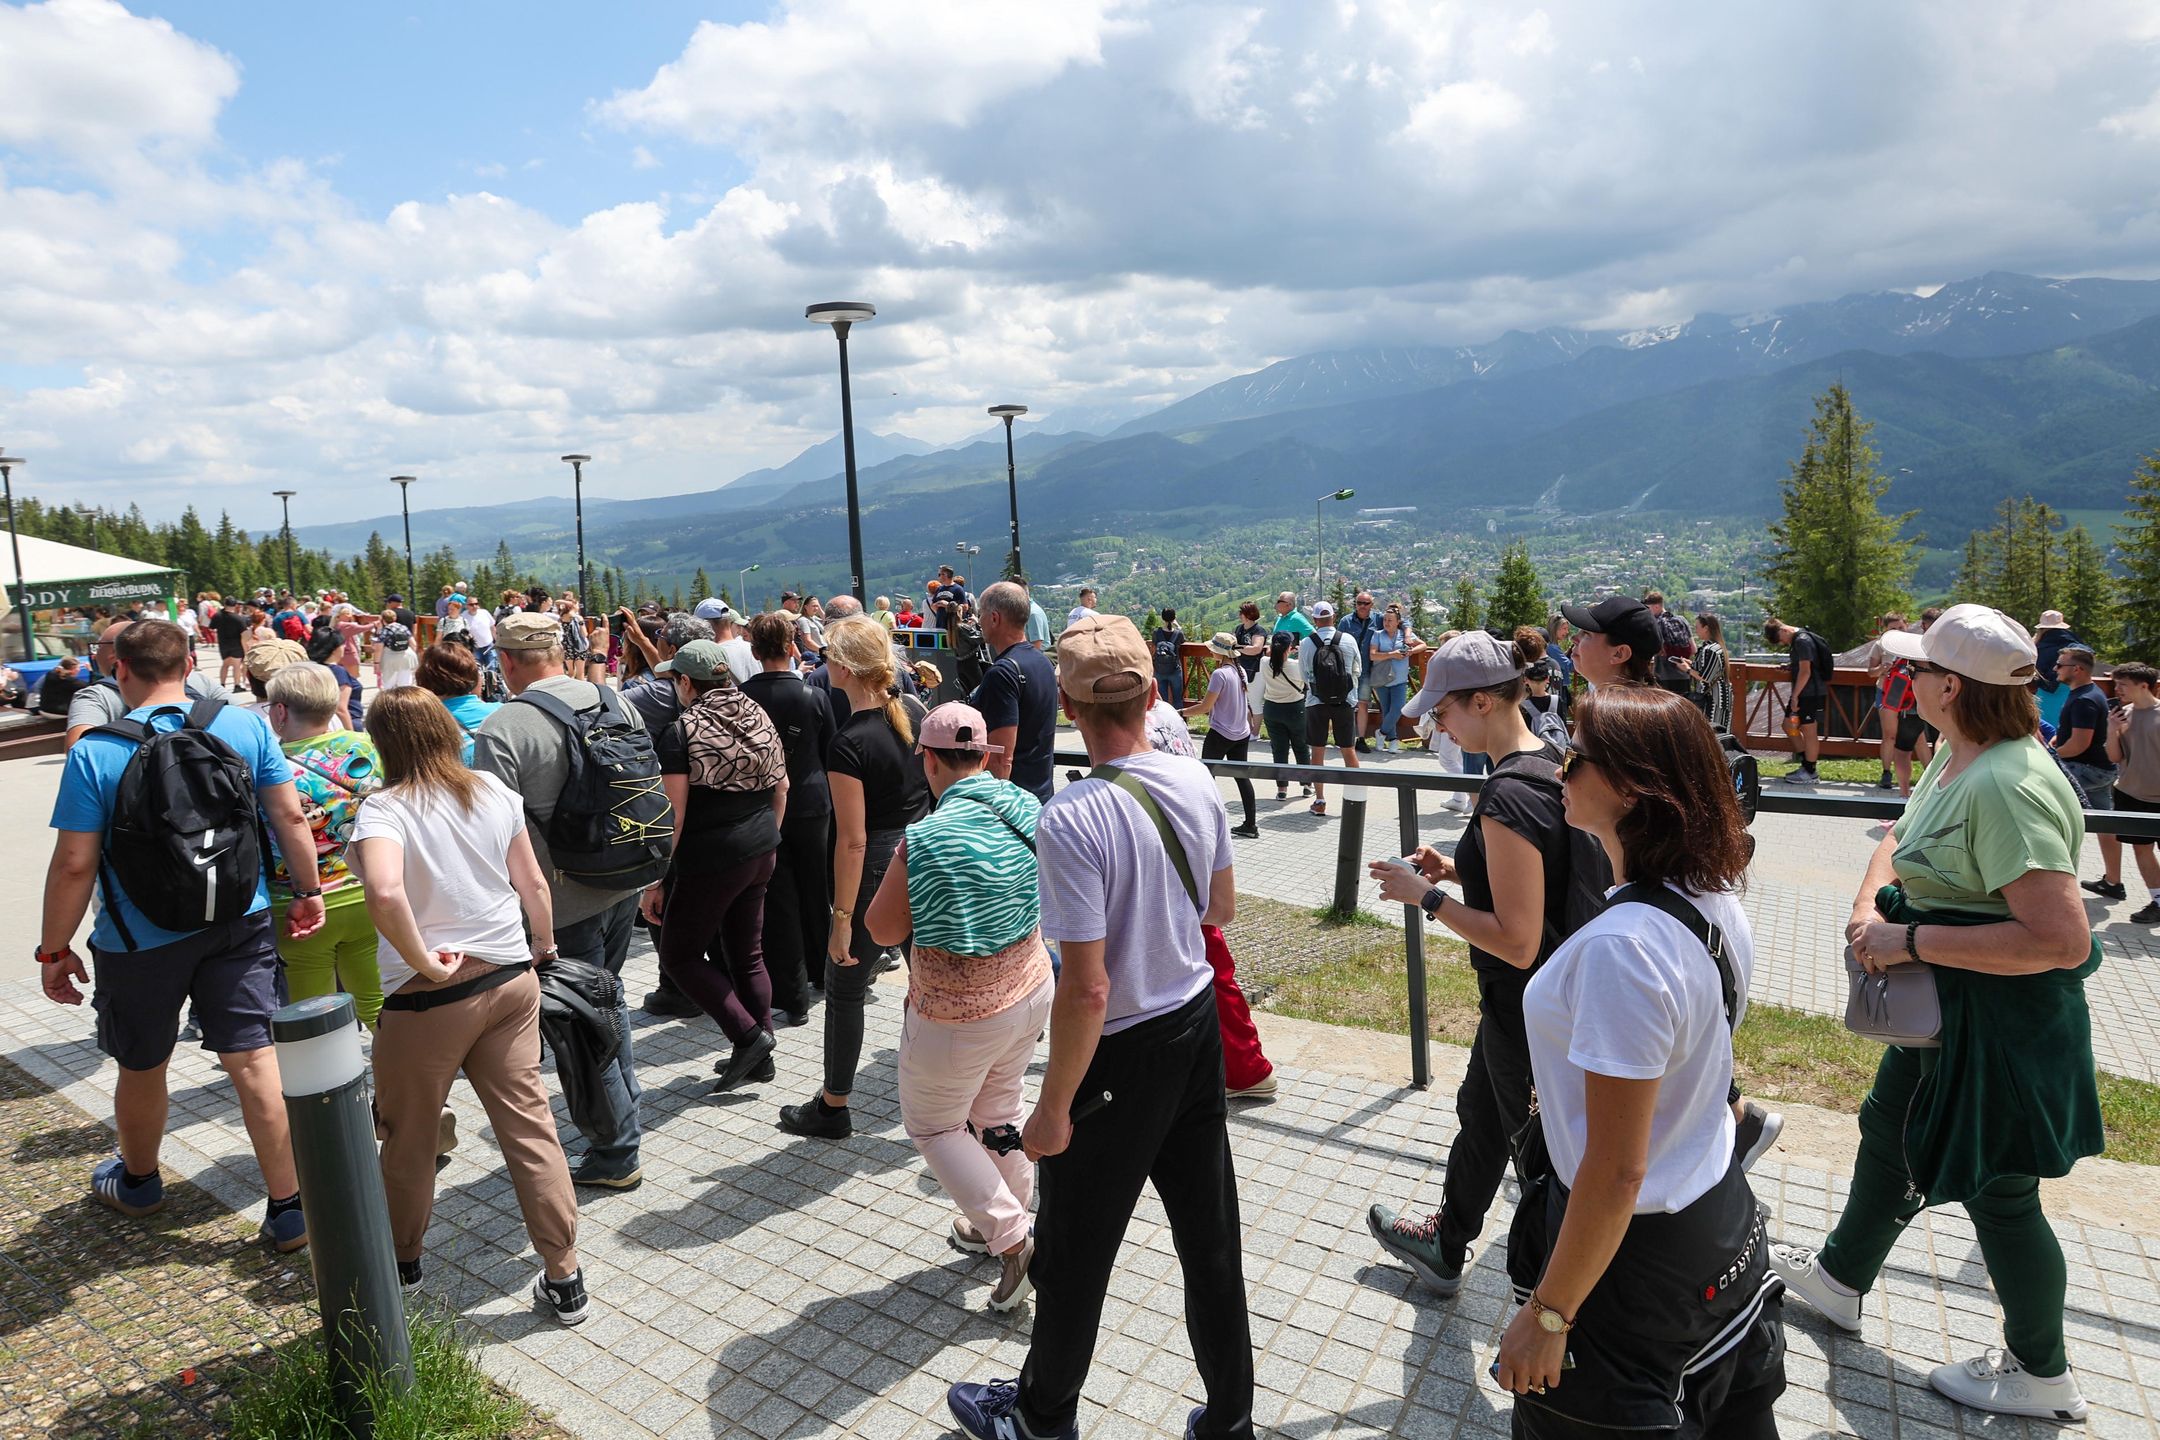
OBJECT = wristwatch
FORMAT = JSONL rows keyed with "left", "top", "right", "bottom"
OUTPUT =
{"left": 1530, "top": 1289, "right": 1577, "bottom": 1334}
{"left": 1420, "top": 887, "right": 1447, "bottom": 921}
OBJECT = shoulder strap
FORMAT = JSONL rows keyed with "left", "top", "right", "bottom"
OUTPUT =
{"left": 1087, "top": 763, "right": 1201, "bottom": 912}
{"left": 953, "top": 791, "right": 1035, "bottom": 853}
{"left": 184, "top": 696, "right": 226, "bottom": 731}
{"left": 1610, "top": 882, "right": 1738, "bottom": 1029}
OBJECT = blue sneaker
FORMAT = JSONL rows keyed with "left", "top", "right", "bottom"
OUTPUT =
{"left": 1186, "top": 1407, "right": 1205, "bottom": 1439}
{"left": 90, "top": 1157, "right": 165, "bottom": 1218}
{"left": 259, "top": 1203, "right": 308, "bottom": 1253}
{"left": 947, "top": 1379, "right": 1077, "bottom": 1440}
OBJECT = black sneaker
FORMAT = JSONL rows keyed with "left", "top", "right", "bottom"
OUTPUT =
{"left": 2134, "top": 902, "right": 2160, "bottom": 924}
{"left": 1230, "top": 823, "right": 1261, "bottom": 839}
{"left": 533, "top": 1268, "right": 590, "bottom": 1326}
{"left": 1734, "top": 1101, "right": 1784, "bottom": 1172}
{"left": 711, "top": 1029, "right": 776, "bottom": 1094}
{"left": 398, "top": 1257, "right": 423, "bottom": 1293}
{"left": 769, "top": 1007, "right": 810, "bottom": 1029}
{"left": 2081, "top": 879, "right": 2129, "bottom": 901}
{"left": 1355, "top": 739, "right": 1374, "bottom": 754}
{"left": 570, "top": 1158, "right": 643, "bottom": 1191}
{"left": 642, "top": 987, "right": 701, "bottom": 1019}
{"left": 778, "top": 1096, "right": 853, "bottom": 1140}
{"left": 1876, "top": 770, "right": 1895, "bottom": 790}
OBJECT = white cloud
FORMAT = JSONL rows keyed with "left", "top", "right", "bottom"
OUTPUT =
{"left": 630, "top": 145, "right": 661, "bottom": 170}
{"left": 0, "top": 0, "right": 237, "bottom": 168}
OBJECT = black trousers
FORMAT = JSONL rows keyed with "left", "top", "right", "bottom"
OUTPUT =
{"left": 1201, "top": 729, "right": 1256, "bottom": 829}
{"left": 820, "top": 827, "right": 903, "bottom": 1099}
{"left": 762, "top": 810, "right": 832, "bottom": 1013}
{"left": 1439, "top": 975, "right": 1535, "bottom": 1266}
{"left": 1019, "top": 988, "right": 1255, "bottom": 1439}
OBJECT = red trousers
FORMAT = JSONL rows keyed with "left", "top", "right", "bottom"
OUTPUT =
{"left": 1203, "top": 924, "right": 1272, "bottom": 1090}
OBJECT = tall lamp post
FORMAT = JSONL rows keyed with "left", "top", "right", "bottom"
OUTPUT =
{"left": 1314, "top": 487, "right": 1356, "bottom": 606}
{"left": 390, "top": 476, "right": 417, "bottom": 602}
{"left": 806, "top": 302, "right": 875, "bottom": 604}
{"left": 272, "top": 489, "right": 298, "bottom": 598}
{"left": 560, "top": 455, "right": 592, "bottom": 615}
{"left": 988, "top": 403, "right": 1028, "bottom": 580}
{"left": 1, "top": 454, "right": 30, "bottom": 663}
{"left": 738, "top": 562, "right": 760, "bottom": 610}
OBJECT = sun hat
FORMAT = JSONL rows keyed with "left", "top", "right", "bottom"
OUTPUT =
{"left": 1876, "top": 603, "right": 2037, "bottom": 686}
{"left": 1056, "top": 614, "right": 1151, "bottom": 703}
{"left": 2035, "top": 609, "right": 2069, "bottom": 631}
{"left": 1205, "top": 631, "right": 1239, "bottom": 659}
{"left": 1404, "top": 631, "right": 1526, "bottom": 720}
{"left": 654, "top": 639, "right": 733, "bottom": 684}
{"left": 916, "top": 701, "right": 1006, "bottom": 754}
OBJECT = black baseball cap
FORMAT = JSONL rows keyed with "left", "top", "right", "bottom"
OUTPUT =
{"left": 1560, "top": 595, "right": 1660, "bottom": 658}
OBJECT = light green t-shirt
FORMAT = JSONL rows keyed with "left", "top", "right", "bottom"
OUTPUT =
{"left": 1890, "top": 735, "right": 2083, "bottom": 917}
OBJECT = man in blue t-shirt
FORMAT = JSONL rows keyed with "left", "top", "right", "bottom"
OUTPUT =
{"left": 1339, "top": 590, "right": 1380, "bottom": 754}
{"left": 972, "top": 581, "right": 1058, "bottom": 802}
{"left": 38, "top": 619, "right": 325, "bottom": 1253}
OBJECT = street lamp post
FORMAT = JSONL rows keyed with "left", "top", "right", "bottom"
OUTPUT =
{"left": 988, "top": 404, "right": 1028, "bottom": 580}
{"left": 272, "top": 490, "right": 298, "bottom": 598}
{"left": 390, "top": 476, "right": 417, "bottom": 602}
{"left": 806, "top": 302, "right": 876, "bottom": 604}
{"left": 739, "top": 562, "right": 760, "bottom": 610}
{"left": 1, "top": 454, "right": 30, "bottom": 663}
{"left": 1314, "top": 487, "right": 1356, "bottom": 606}
{"left": 560, "top": 455, "right": 592, "bottom": 615}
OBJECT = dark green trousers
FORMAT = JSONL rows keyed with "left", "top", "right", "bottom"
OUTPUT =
{"left": 1818, "top": 1045, "right": 2067, "bottom": 1376}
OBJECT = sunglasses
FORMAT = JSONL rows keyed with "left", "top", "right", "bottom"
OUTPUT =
{"left": 1559, "top": 748, "right": 1601, "bottom": 781}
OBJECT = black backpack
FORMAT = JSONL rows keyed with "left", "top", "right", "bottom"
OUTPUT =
{"left": 1486, "top": 751, "right": 1614, "bottom": 947}
{"left": 1310, "top": 632, "right": 1354, "bottom": 705}
{"left": 1153, "top": 629, "right": 1181, "bottom": 667}
{"left": 514, "top": 687, "right": 673, "bottom": 889}
{"left": 89, "top": 699, "right": 265, "bottom": 949}
{"left": 1720, "top": 732, "right": 1761, "bottom": 824}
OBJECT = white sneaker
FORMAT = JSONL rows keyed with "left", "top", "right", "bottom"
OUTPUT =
{"left": 1444, "top": 795, "right": 1472, "bottom": 814}
{"left": 1767, "top": 1244, "right": 1862, "bottom": 1332}
{"left": 1228, "top": 1072, "right": 1278, "bottom": 1100}
{"left": 1930, "top": 1349, "right": 2088, "bottom": 1421}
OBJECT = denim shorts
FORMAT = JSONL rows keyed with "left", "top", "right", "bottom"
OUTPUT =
{"left": 2062, "top": 760, "right": 2116, "bottom": 812}
{"left": 92, "top": 910, "right": 286, "bottom": 1070}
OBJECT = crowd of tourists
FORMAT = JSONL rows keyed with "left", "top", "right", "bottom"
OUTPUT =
{"left": 29, "top": 562, "right": 2120, "bottom": 1434}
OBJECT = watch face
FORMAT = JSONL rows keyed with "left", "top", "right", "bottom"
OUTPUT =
{"left": 1538, "top": 1307, "right": 1568, "bottom": 1333}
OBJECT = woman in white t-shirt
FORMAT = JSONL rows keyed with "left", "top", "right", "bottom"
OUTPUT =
{"left": 1496, "top": 685, "right": 1784, "bottom": 1437}
{"left": 350, "top": 687, "right": 591, "bottom": 1326}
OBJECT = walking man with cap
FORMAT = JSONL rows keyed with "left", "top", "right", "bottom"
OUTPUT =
{"left": 474, "top": 610, "right": 653, "bottom": 1190}
{"left": 948, "top": 614, "right": 1254, "bottom": 1440}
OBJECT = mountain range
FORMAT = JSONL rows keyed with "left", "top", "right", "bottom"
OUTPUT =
{"left": 293, "top": 270, "right": 2160, "bottom": 594}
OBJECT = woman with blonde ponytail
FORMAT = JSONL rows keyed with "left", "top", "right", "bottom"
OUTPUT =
{"left": 779, "top": 616, "right": 931, "bottom": 1139}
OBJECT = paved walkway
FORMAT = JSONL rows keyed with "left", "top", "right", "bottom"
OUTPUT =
{"left": 5, "top": 754, "right": 2160, "bottom": 1437}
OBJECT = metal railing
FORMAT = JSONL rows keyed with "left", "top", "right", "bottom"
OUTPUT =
{"left": 1054, "top": 747, "right": 2160, "bottom": 1091}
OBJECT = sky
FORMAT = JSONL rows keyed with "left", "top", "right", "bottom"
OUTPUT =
{"left": 3, "top": 0, "right": 2159, "bottom": 532}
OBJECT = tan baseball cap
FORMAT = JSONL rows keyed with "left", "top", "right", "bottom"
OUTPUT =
{"left": 244, "top": 637, "right": 308, "bottom": 683}
{"left": 1877, "top": 603, "right": 2037, "bottom": 686}
{"left": 496, "top": 612, "right": 563, "bottom": 651}
{"left": 1056, "top": 614, "right": 1152, "bottom": 703}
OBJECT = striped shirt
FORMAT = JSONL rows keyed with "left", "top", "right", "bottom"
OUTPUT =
{"left": 904, "top": 772, "right": 1042, "bottom": 956}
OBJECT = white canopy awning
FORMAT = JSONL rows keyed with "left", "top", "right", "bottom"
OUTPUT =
{"left": 5, "top": 530, "right": 183, "bottom": 612}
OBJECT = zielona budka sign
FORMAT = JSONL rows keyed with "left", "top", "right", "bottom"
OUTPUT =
{"left": 9, "top": 574, "right": 178, "bottom": 610}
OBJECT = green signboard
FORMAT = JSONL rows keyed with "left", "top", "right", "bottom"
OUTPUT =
{"left": 8, "top": 571, "right": 183, "bottom": 611}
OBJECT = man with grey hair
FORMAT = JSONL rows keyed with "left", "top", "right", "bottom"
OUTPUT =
{"left": 823, "top": 595, "right": 863, "bottom": 620}
{"left": 971, "top": 581, "right": 1058, "bottom": 801}
{"left": 622, "top": 612, "right": 712, "bottom": 734}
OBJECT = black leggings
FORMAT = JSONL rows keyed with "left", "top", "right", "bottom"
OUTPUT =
{"left": 822, "top": 827, "right": 905, "bottom": 1099}
{"left": 1202, "top": 729, "right": 1255, "bottom": 829}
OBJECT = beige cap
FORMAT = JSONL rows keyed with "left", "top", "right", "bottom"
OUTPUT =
{"left": 244, "top": 637, "right": 307, "bottom": 683}
{"left": 496, "top": 612, "right": 564, "bottom": 651}
{"left": 1056, "top": 614, "right": 1152, "bottom": 703}
{"left": 1877, "top": 603, "right": 2037, "bottom": 686}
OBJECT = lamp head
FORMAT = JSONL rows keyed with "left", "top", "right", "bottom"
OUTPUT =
{"left": 746, "top": 563, "right": 760, "bottom": 573}
{"left": 559, "top": 454, "right": 592, "bottom": 465}
{"left": 272, "top": 489, "right": 297, "bottom": 499}
{"left": 805, "top": 302, "right": 876, "bottom": 326}
{"left": 0, "top": 453, "right": 24, "bottom": 468}
{"left": 391, "top": 475, "right": 416, "bottom": 487}
{"left": 987, "top": 404, "right": 1028, "bottom": 419}
{"left": 1334, "top": 488, "right": 1356, "bottom": 501}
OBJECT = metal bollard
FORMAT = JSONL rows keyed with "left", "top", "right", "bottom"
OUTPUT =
{"left": 273, "top": 993, "right": 411, "bottom": 1433}
{"left": 1331, "top": 784, "right": 1368, "bottom": 918}
{"left": 1399, "top": 791, "right": 1430, "bottom": 1090}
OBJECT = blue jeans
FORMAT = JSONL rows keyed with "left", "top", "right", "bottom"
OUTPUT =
{"left": 1377, "top": 682, "right": 1407, "bottom": 739}
{"left": 1464, "top": 750, "right": 1491, "bottom": 777}
{"left": 555, "top": 893, "right": 643, "bottom": 1171}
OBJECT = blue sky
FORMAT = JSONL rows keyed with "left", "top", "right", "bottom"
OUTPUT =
{"left": 1, "top": 0, "right": 2157, "bottom": 533}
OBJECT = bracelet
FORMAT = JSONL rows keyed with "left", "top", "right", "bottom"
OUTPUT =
{"left": 289, "top": 888, "right": 323, "bottom": 900}
{"left": 34, "top": 945, "right": 73, "bottom": 967}
{"left": 1905, "top": 921, "right": 1922, "bottom": 963}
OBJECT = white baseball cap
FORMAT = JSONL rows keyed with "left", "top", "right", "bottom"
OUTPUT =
{"left": 1877, "top": 603, "right": 2037, "bottom": 686}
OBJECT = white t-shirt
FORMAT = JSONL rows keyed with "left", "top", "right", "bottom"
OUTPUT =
{"left": 1522, "top": 883, "right": 1754, "bottom": 1214}
{"left": 465, "top": 604, "right": 495, "bottom": 648}
{"left": 1037, "top": 747, "right": 1227, "bottom": 1034}
{"left": 1066, "top": 605, "right": 1098, "bottom": 629}
{"left": 178, "top": 609, "right": 199, "bottom": 639}
{"left": 349, "top": 771, "right": 530, "bottom": 994}
{"left": 717, "top": 636, "right": 756, "bottom": 684}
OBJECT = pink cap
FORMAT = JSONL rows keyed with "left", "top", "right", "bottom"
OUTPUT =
{"left": 916, "top": 701, "right": 1006, "bottom": 754}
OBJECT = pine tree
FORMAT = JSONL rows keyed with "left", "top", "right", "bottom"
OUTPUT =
{"left": 1762, "top": 383, "right": 1916, "bottom": 648}
{"left": 2061, "top": 526, "right": 2115, "bottom": 644}
{"left": 2116, "top": 455, "right": 2160, "bottom": 653}
{"left": 692, "top": 567, "right": 711, "bottom": 603}
{"left": 1328, "top": 577, "right": 1349, "bottom": 615}
{"left": 1485, "top": 542, "right": 1544, "bottom": 634}
{"left": 1407, "top": 584, "right": 1430, "bottom": 636}
{"left": 1450, "top": 574, "right": 1482, "bottom": 633}
{"left": 493, "top": 539, "right": 516, "bottom": 584}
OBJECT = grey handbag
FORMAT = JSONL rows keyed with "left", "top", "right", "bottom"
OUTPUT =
{"left": 1843, "top": 946, "right": 1942, "bottom": 1048}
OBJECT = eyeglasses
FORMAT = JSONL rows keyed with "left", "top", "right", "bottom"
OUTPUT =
{"left": 1560, "top": 748, "right": 1601, "bottom": 781}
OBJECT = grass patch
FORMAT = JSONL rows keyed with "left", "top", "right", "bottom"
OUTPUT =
{"left": 1236, "top": 894, "right": 2160, "bottom": 1165}
{"left": 224, "top": 1306, "right": 541, "bottom": 1440}
{"left": 1308, "top": 902, "right": 1394, "bottom": 929}
{"left": 1758, "top": 756, "right": 1893, "bottom": 785}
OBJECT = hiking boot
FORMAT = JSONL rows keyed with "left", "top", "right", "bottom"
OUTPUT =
{"left": 570, "top": 1158, "right": 643, "bottom": 1191}
{"left": 534, "top": 1268, "right": 591, "bottom": 1326}
{"left": 2081, "top": 878, "right": 2128, "bottom": 901}
{"left": 1365, "top": 1204, "right": 1464, "bottom": 1296}
{"left": 90, "top": 1157, "right": 165, "bottom": 1218}
{"left": 988, "top": 1238, "right": 1034, "bottom": 1312}
{"left": 1228, "top": 1071, "right": 1278, "bottom": 1100}
{"left": 1929, "top": 1349, "right": 2087, "bottom": 1421}
{"left": 778, "top": 1096, "right": 853, "bottom": 1140}
{"left": 948, "top": 1380, "right": 1077, "bottom": 1440}
{"left": 1767, "top": 1243, "right": 1862, "bottom": 1332}
{"left": 641, "top": 986, "right": 701, "bottom": 1019}
{"left": 1734, "top": 1101, "right": 1784, "bottom": 1172}
{"left": 2133, "top": 902, "right": 2160, "bottom": 924}
{"left": 711, "top": 1029, "right": 777, "bottom": 1094}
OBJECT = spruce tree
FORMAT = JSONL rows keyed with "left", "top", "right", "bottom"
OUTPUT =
{"left": 1450, "top": 575, "right": 1481, "bottom": 633}
{"left": 2061, "top": 526, "right": 2115, "bottom": 643}
{"left": 1762, "top": 383, "right": 1916, "bottom": 648}
{"left": 1485, "top": 542, "right": 1544, "bottom": 634}
{"left": 2116, "top": 455, "right": 2160, "bottom": 653}
{"left": 693, "top": 567, "right": 711, "bottom": 602}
